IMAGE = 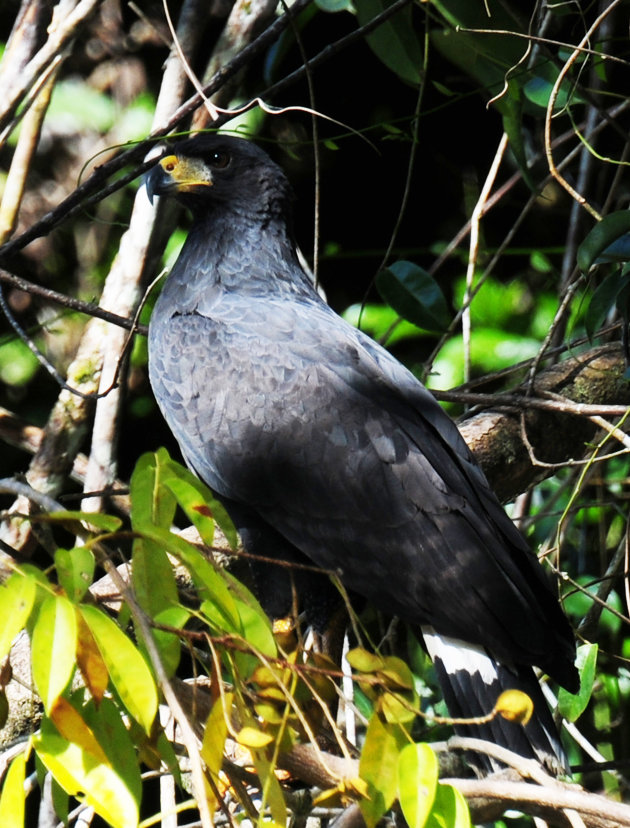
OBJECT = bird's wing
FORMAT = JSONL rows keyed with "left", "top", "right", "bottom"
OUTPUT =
{"left": 149, "top": 293, "right": 573, "bottom": 676}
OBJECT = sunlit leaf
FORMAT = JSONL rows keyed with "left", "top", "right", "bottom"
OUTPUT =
{"left": 0, "top": 753, "right": 26, "bottom": 828}
{"left": 34, "top": 719, "right": 139, "bottom": 828}
{"left": 164, "top": 474, "right": 216, "bottom": 546}
{"left": 0, "top": 573, "right": 37, "bottom": 662}
{"left": 346, "top": 647, "right": 385, "bottom": 673}
{"left": 80, "top": 605, "right": 158, "bottom": 734}
{"left": 397, "top": 743, "right": 438, "bottom": 828}
{"left": 130, "top": 449, "right": 177, "bottom": 530}
{"left": 55, "top": 547, "right": 95, "bottom": 602}
{"left": 379, "top": 656, "right": 415, "bottom": 690}
{"left": 236, "top": 725, "right": 274, "bottom": 748}
{"left": 0, "top": 340, "right": 39, "bottom": 386}
{"left": 201, "top": 692, "right": 233, "bottom": 818}
{"left": 76, "top": 612, "right": 109, "bottom": 704}
{"left": 425, "top": 783, "right": 471, "bottom": 828}
{"left": 162, "top": 457, "right": 238, "bottom": 549}
{"left": 31, "top": 594, "right": 77, "bottom": 713}
{"left": 379, "top": 689, "right": 417, "bottom": 724}
{"left": 359, "top": 713, "right": 406, "bottom": 828}
{"left": 49, "top": 697, "right": 109, "bottom": 764}
{"left": 43, "top": 511, "right": 122, "bottom": 533}
{"left": 137, "top": 526, "right": 240, "bottom": 631}
{"left": 152, "top": 604, "right": 190, "bottom": 677}
{"left": 557, "top": 643, "right": 598, "bottom": 722}
{"left": 251, "top": 750, "right": 287, "bottom": 826}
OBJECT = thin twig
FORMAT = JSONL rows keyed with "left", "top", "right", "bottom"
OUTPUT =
{"left": 544, "top": 0, "right": 622, "bottom": 219}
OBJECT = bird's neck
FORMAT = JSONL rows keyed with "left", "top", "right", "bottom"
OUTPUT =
{"left": 163, "top": 209, "right": 317, "bottom": 307}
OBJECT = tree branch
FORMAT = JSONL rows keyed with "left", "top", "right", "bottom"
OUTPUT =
{"left": 454, "top": 344, "right": 630, "bottom": 502}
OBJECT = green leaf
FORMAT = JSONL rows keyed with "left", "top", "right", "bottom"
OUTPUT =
{"left": 55, "top": 547, "right": 95, "bottom": 602}
{"left": 80, "top": 605, "right": 158, "bottom": 735}
{"left": 130, "top": 449, "right": 177, "bottom": 531}
{"left": 0, "top": 339, "right": 39, "bottom": 386}
{"left": 131, "top": 531, "right": 178, "bottom": 625}
{"left": 31, "top": 594, "right": 77, "bottom": 713}
{"left": 136, "top": 524, "right": 240, "bottom": 632}
{"left": 152, "top": 605, "right": 190, "bottom": 677}
{"left": 342, "top": 303, "right": 425, "bottom": 345}
{"left": 523, "top": 70, "right": 583, "bottom": 111}
{"left": 163, "top": 474, "right": 216, "bottom": 546}
{"left": 201, "top": 692, "right": 233, "bottom": 817}
{"left": 355, "top": 0, "right": 423, "bottom": 85}
{"left": 34, "top": 718, "right": 139, "bottom": 828}
{"left": 397, "top": 743, "right": 438, "bottom": 828}
{"left": 425, "top": 783, "right": 471, "bottom": 828}
{"left": 42, "top": 511, "right": 122, "bottom": 533}
{"left": 346, "top": 647, "right": 385, "bottom": 673}
{"left": 557, "top": 642, "right": 598, "bottom": 722}
{"left": 359, "top": 713, "right": 407, "bottom": 828}
{"left": 376, "top": 262, "right": 451, "bottom": 332}
{"left": 81, "top": 695, "right": 142, "bottom": 807}
{"left": 252, "top": 750, "right": 288, "bottom": 827}
{"left": 315, "top": 0, "right": 354, "bottom": 10}
{"left": 577, "top": 212, "right": 630, "bottom": 272}
{"left": 0, "top": 573, "right": 37, "bottom": 661}
{"left": 0, "top": 753, "right": 26, "bottom": 828}
{"left": 585, "top": 270, "right": 630, "bottom": 339}
{"left": 163, "top": 458, "right": 238, "bottom": 550}
{"left": 222, "top": 570, "right": 277, "bottom": 678}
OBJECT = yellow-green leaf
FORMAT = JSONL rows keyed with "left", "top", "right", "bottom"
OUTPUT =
{"left": 425, "top": 783, "right": 471, "bottom": 828}
{"left": 80, "top": 605, "right": 157, "bottom": 735}
{"left": 557, "top": 642, "right": 598, "bottom": 723}
{"left": 42, "top": 511, "right": 122, "bottom": 533}
{"left": 130, "top": 450, "right": 177, "bottom": 531}
{"left": 34, "top": 726, "right": 138, "bottom": 828}
{"left": 359, "top": 713, "right": 406, "bottom": 828}
{"left": 201, "top": 692, "right": 232, "bottom": 817}
{"left": 76, "top": 612, "right": 109, "bottom": 704}
{"left": 252, "top": 750, "right": 287, "bottom": 827}
{"left": 50, "top": 697, "right": 109, "bottom": 764}
{"left": 0, "top": 573, "right": 36, "bottom": 661}
{"left": 164, "top": 474, "right": 216, "bottom": 546}
{"left": 397, "top": 743, "right": 438, "bottom": 828}
{"left": 346, "top": 647, "right": 384, "bottom": 673}
{"left": 236, "top": 725, "right": 274, "bottom": 748}
{"left": 55, "top": 547, "right": 95, "bottom": 602}
{"left": 0, "top": 753, "right": 26, "bottom": 828}
{"left": 31, "top": 594, "right": 77, "bottom": 713}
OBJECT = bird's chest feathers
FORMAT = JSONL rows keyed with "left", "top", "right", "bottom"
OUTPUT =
{"left": 155, "top": 304, "right": 329, "bottom": 437}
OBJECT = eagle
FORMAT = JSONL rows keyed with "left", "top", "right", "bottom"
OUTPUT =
{"left": 146, "top": 133, "right": 578, "bottom": 772}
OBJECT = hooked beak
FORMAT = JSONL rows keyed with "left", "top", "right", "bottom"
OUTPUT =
{"left": 145, "top": 154, "right": 214, "bottom": 204}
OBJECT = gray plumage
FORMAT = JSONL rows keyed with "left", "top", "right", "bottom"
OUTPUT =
{"left": 147, "top": 134, "right": 578, "bottom": 772}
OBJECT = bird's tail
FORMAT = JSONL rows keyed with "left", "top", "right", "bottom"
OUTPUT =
{"left": 422, "top": 627, "right": 568, "bottom": 775}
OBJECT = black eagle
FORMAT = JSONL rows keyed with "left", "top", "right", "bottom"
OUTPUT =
{"left": 146, "top": 134, "right": 578, "bottom": 773}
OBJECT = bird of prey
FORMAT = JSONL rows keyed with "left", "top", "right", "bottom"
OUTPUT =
{"left": 146, "top": 134, "right": 578, "bottom": 773}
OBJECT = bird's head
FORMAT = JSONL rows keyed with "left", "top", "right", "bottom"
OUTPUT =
{"left": 145, "top": 134, "right": 293, "bottom": 222}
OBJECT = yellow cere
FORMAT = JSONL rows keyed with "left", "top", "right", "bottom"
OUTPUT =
{"left": 160, "top": 155, "right": 214, "bottom": 190}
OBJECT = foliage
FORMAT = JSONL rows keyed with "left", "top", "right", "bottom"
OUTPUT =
{"left": 0, "top": 0, "right": 630, "bottom": 826}
{"left": 0, "top": 452, "right": 473, "bottom": 827}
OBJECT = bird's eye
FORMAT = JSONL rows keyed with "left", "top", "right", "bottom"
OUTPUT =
{"left": 209, "top": 150, "right": 230, "bottom": 169}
